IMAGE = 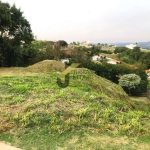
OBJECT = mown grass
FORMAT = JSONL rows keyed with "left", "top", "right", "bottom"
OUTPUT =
{"left": 101, "top": 46, "right": 115, "bottom": 52}
{"left": 0, "top": 68, "right": 150, "bottom": 150}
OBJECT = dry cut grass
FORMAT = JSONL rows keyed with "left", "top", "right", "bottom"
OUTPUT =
{"left": 0, "top": 60, "right": 65, "bottom": 76}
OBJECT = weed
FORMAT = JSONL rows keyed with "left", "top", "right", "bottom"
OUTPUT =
{"left": 0, "top": 70, "right": 150, "bottom": 149}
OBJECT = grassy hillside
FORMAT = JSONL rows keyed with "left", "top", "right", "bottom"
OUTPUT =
{"left": 101, "top": 46, "right": 115, "bottom": 52}
{"left": 0, "top": 60, "right": 65, "bottom": 76}
{"left": 101, "top": 53, "right": 119, "bottom": 60}
{"left": 0, "top": 61, "right": 150, "bottom": 150}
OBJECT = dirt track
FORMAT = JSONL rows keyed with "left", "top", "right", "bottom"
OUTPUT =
{"left": 0, "top": 142, "right": 22, "bottom": 150}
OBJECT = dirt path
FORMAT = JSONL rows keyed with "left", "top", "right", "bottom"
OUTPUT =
{"left": 0, "top": 142, "right": 22, "bottom": 150}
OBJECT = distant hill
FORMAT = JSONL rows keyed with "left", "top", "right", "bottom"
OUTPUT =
{"left": 111, "top": 41, "right": 150, "bottom": 49}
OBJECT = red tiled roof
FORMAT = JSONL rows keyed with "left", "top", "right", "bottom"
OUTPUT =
{"left": 99, "top": 54, "right": 105, "bottom": 57}
{"left": 65, "top": 50, "right": 72, "bottom": 55}
{"left": 111, "top": 59, "right": 120, "bottom": 63}
{"left": 145, "top": 69, "right": 150, "bottom": 73}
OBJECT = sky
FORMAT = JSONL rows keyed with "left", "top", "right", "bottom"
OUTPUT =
{"left": 2, "top": 0, "right": 150, "bottom": 43}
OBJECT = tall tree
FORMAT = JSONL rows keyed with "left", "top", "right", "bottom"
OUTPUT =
{"left": 0, "top": 1, "right": 11, "bottom": 34}
{"left": 0, "top": 1, "right": 34, "bottom": 66}
{"left": 57, "top": 40, "right": 68, "bottom": 47}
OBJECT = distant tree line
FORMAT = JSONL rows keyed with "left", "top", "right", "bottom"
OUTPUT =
{"left": 114, "top": 47, "right": 150, "bottom": 69}
{"left": 83, "top": 61, "right": 148, "bottom": 96}
{"left": 25, "top": 41, "right": 101, "bottom": 65}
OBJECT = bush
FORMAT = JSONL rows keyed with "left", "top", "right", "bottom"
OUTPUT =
{"left": 83, "top": 61, "right": 148, "bottom": 96}
{"left": 118, "top": 74, "right": 141, "bottom": 95}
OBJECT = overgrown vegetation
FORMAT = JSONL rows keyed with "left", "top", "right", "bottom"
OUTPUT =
{"left": 114, "top": 47, "right": 150, "bottom": 68}
{"left": 83, "top": 61, "right": 148, "bottom": 96}
{"left": 1, "top": 1, "right": 150, "bottom": 149}
{"left": 0, "top": 66, "right": 150, "bottom": 149}
{"left": 0, "top": 1, "right": 34, "bottom": 67}
{"left": 148, "top": 80, "right": 150, "bottom": 90}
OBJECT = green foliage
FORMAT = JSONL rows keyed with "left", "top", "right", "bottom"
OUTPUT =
{"left": 119, "top": 74, "right": 141, "bottom": 89}
{"left": 0, "top": 72, "right": 150, "bottom": 149}
{"left": 0, "top": 1, "right": 34, "bottom": 67}
{"left": 0, "top": 1, "right": 11, "bottom": 32}
{"left": 84, "top": 61, "right": 148, "bottom": 96}
{"left": 57, "top": 40, "right": 68, "bottom": 47}
{"left": 130, "top": 47, "right": 141, "bottom": 61}
{"left": 119, "top": 74, "right": 141, "bottom": 95}
{"left": 116, "top": 46, "right": 150, "bottom": 68}
{"left": 139, "top": 52, "right": 150, "bottom": 68}
{"left": 0, "top": 74, "right": 149, "bottom": 136}
{"left": 27, "top": 40, "right": 53, "bottom": 64}
{"left": 100, "top": 50, "right": 113, "bottom": 54}
{"left": 90, "top": 45, "right": 101, "bottom": 56}
{"left": 26, "top": 40, "right": 69, "bottom": 65}
{"left": 148, "top": 80, "right": 150, "bottom": 90}
{"left": 114, "top": 47, "right": 128, "bottom": 54}
{"left": 70, "top": 47, "right": 91, "bottom": 64}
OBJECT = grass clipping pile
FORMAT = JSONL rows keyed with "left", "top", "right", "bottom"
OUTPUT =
{"left": 0, "top": 60, "right": 65, "bottom": 75}
{"left": 26, "top": 60, "right": 65, "bottom": 73}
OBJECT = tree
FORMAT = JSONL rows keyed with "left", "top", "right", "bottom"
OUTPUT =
{"left": 90, "top": 45, "right": 101, "bottom": 56}
{"left": 0, "top": 1, "right": 34, "bottom": 66}
{"left": 139, "top": 52, "right": 150, "bottom": 68}
{"left": 114, "top": 47, "right": 128, "bottom": 54}
{"left": 0, "top": 1, "right": 11, "bottom": 36}
{"left": 72, "top": 41, "right": 77, "bottom": 45}
{"left": 70, "top": 47, "right": 91, "bottom": 64}
{"left": 57, "top": 40, "right": 68, "bottom": 47}
{"left": 130, "top": 47, "right": 141, "bottom": 61}
{"left": 118, "top": 74, "right": 141, "bottom": 95}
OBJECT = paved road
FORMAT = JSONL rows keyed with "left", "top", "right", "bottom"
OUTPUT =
{"left": 0, "top": 142, "right": 22, "bottom": 150}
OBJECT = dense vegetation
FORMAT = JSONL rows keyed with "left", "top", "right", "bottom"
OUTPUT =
{"left": 83, "top": 61, "right": 148, "bottom": 96}
{"left": 118, "top": 74, "right": 141, "bottom": 95}
{"left": 114, "top": 47, "right": 150, "bottom": 68}
{"left": 0, "top": 68, "right": 150, "bottom": 149}
{"left": 0, "top": 1, "right": 150, "bottom": 149}
{"left": 0, "top": 1, "right": 34, "bottom": 66}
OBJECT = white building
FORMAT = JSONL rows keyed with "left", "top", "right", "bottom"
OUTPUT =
{"left": 80, "top": 41, "right": 92, "bottom": 48}
{"left": 92, "top": 55, "right": 101, "bottom": 61}
{"left": 126, "top": 44, "right": 137, "bottom": 49}
{"left": 60, "top": 58, "right": 70, "bottom": 64}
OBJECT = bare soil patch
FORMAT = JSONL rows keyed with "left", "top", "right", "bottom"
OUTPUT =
{"left": 0, "top": 142, "right": 22, "bottom": 150}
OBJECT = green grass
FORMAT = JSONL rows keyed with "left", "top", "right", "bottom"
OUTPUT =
{"left": 148, "top": 80, "right": 150, "bottom": 90}
{"left": 101, "top": 53, "right": 119, "bottom": 60}
{"left": 0, "top": 69, "right": 150, "bottom": 149}
{"left": 101, "top": 46, "right": 115, "bottom": 51}
{"left": 0, "top": 129, "right": 150, "bottom": 150}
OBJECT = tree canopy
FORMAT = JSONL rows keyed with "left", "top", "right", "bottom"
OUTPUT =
{"left": 0, "top": 1, "right": 34, "bottom": 66}
{"left": 115, "top": 46, "right": 150, "bottom": 68}
{"left": 118, "top": 74, "right": 141, "bottom": 95}
{"left": 57, "top": 40, "right": 68, "bottom": 47}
